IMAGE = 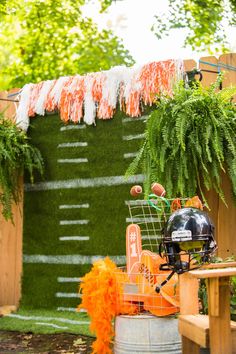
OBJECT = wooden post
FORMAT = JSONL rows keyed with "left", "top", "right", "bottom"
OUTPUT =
{"left": 215, "top": 53, "right": 236, "bottom": 259}
{"left": 0, "top": 89, "right": 22, "bottom": 307}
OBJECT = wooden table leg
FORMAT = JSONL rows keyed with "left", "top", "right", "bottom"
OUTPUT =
{"left": 208, "top": 276, "right": 232, "bottom": 354}
{"left": 182, "top": 335, "right": 201, "bottom": 354}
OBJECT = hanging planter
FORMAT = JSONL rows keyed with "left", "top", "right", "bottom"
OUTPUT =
{"left": 126, "top": 77, "right": 236, "bottom": 205}
{"left": 0, "top": 113, "right": 44, "bottom": 221}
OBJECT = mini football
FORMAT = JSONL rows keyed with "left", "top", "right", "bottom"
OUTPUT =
{"left": 151, "top": 182, "right": 166, "bottom": 197}
{"left": 130, "top": 185, "right": 143, "bottom": 197}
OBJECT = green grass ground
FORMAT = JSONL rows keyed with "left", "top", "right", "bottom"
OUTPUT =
{"left": 0, "top": 308, "right": 92, "bottom": 336}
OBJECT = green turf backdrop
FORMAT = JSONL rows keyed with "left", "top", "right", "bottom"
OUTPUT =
{"left": 21, "top": 109, "right": 152, "bottom": 311}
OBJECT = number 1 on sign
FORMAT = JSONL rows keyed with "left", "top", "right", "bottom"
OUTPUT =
{"left": 126, "top": 224, "right": 142, "bottom": 275}
{"left": 130, "top": 242, "right": 138, "bottom": 257}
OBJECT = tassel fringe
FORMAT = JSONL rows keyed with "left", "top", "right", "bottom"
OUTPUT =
{"left": 16, "top": 59, "right": 183, "bottom": 130}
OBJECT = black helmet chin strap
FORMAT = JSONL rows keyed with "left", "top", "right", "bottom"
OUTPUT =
{"left": 155, "top": 269, "right": 176, "bottom": 293}
{"left": 156, "top": 241, "right": 178, "bottom": 293}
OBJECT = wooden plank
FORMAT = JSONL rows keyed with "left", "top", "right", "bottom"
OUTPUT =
{"left": 178, "top": 272, "right": 199, "bottom": 315}
{"left": 0, "top": 89, "right": 22, "bottom": 307}
{"left": 207, "top": 277, "right": 219, "bottom": 316}
{"left": 219, "top": 53, "right": 236, "bottom": 102}
{"left": 202, "top": 262, "right": 236, "bottom": 269}
{"left": 183, "top": 59, "right": 197, "bottom": 72}
{"left": 217, "top": 53, "right": 236, "bottom": 259}
{"left": 179, "top": 315, "right": 236, "bottom": 351}
{"left": 181, "top": 336, "right": 201, "bottom": 354}
{"left": 199, "top": 55, "right": 220, "bottom": 250}
{"left": 199, "top": 55, "right": 219, "bottom": 88}
{"left": 209, "top": 276, "right": 232, "bottom": 354}
{"left": 179, "top": 314, "right": 209, "bottom": 348}
{"left": 188, "top": 267, "right": 236, "bottom": 279}
{"left": 217, "top": 172, "right": 236, "bottom": 259}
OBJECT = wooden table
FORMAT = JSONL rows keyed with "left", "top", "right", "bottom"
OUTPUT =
{"left": 178, "top": 263, "right": 236, "bottom": 354}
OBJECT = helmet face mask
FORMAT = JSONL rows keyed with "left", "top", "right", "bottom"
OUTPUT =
{"left": 161, "top": 208, "right": 217, "bottom": 274}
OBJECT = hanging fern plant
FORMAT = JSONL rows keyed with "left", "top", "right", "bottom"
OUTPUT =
{"left": 126, "top": 77, "right": 236, "bottom": 205}
{"left": 0, "top": 112, "right": 44, "bottom": 221}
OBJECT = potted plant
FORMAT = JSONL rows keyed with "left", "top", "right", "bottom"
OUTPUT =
{"left": 126, "top": 77, "right": 236, "bottom": 206}
{"left": 0, "top": 112, "right": 43, "bottom": 221}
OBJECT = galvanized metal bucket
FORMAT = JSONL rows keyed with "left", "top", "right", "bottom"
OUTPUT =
{"left": 114, "top": 314, "right": 181, "bottom": 353}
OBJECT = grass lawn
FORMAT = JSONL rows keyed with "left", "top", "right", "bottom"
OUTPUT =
{"left": 0, "top": 308, "right": 93, "bottom": 336}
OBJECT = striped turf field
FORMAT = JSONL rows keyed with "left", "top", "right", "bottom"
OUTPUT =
{"left": 21, "top": 109, "right": 150, "bottom": 311}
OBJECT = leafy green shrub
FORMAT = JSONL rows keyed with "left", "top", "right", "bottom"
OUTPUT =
{"left": 126, "top": 78, "right": 236, "bottom": 205}
{"left": 0, "top": 113, "right": 43, "bottom": 221}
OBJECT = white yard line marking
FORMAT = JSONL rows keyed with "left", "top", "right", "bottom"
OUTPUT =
{"left": 122, "top": 133, "right": 145, "bottom": 141}
{"left": 57, "top": 158, "right": 88, "bottom": 163}
{"left": 122, "top": 115, "right": 148, "bottom": 123}
{"left": 126, "top": 217, "right": 161, "bottom": 223}
{"left": 7, "top": 314, "right": 90, "bottom": 325}
{"left": 57, "top": 277, "right": 82, "bottom": 282}
{"left": 35, "top": 322, "right": 68, "bottom": 330}
{"left": 123, "top": 152, "right": 138, "bottom": 159}
{"left": 59, "top": 204, "right": 89, "bottom": 209}
{"left": 60, "top": 125, "right": 86, "bottom": 131}
{"left": 23, "top": 255, "right": 126, "bottom": 265}
{"left": 56, "top": 307, "right": 87, "bottom": 313}
{"left": 59, "top": 236, "right": 90, "bottom": 241}
{"left": 55, "top": 292, "right": 81, "bottom": 298}
{"left": 59, "top": 220, "right": 89, "bottom": 225}
{"left": 125, "top": 200, "right": 149, "bottom": 206}
{"left": 25, "top": 174, "right": 144, "bottom": 191}
{"left": 141, "top": 235, "right": 161, "bottom": 240}
{"left": 57, "top": 142, "right": 88, "bottom": 148}
{"left": 57, "top": 307, "right": 77, "bottom": 312}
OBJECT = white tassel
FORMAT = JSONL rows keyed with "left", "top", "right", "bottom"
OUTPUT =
{"left": 123, "top": 65, "right": 142, "bottom": 103}
{"left": 102, "top": 65, "right": 126, "bottom": 108}
{"left": 35, "top": 80, "right": 55, "bottom": 115}
{"left": 175, "top": 58, "right": 184, "bottom": 81}
{"left": 84, "top": 75, "right": 96, "bottom": 125}
{"left": 15, "top": 83, "right": 33, "bottom": 131}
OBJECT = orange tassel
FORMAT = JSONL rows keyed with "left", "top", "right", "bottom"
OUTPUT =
{"left": 28, "top": 82, "right": 43, "bottom": 117}
{"left": 140, "top": 60, "right": 177, "bottom": 105}
{"left": 44, "top": 80, "right": 58, "bottom": 112}
{"left": 69, "top": 76, "right": 85, "bottom": 123}
{"left": 58, "top": 77, "right": 74, "bottom": 122}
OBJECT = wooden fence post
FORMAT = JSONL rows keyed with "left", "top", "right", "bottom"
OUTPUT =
{"left": 0, "top": 89, "right": 23, "bottom": 307}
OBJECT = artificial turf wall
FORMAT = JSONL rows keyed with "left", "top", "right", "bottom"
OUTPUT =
{"left": 21, "top": 110, "right": 149, "bottom": 311}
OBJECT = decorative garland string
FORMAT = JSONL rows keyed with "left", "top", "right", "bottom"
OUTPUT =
{"left": 15, "top": 59, "right": 183, "bottom": 131}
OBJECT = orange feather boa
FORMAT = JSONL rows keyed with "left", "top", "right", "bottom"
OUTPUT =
{"left": 78, "top": 257, "right": 137, "bottom": 354}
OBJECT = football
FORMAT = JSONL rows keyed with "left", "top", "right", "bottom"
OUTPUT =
{"left": 151, "top": 182, "right": 166, "bottom": 197}
{"left": 130, "top": 185, "right": 143, "bottom": 197}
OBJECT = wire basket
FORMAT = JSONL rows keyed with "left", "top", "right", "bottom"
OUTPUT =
{"left": 115, "top": 196, "right": 191, "bottom": 317}
{"left": 125, "top": 197, "right": 190, "bottom": 252}
{"left": 114, "top": 266, "right": 180, "bottom": 317}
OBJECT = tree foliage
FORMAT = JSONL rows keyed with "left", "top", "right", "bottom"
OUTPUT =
{"left": 0, "top": 0, "right": 134, "bottom": 89}
{"left": 152, "top": 0, "right": 236, "bottom": 52}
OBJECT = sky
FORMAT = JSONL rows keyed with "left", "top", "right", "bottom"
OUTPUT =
{"left": 82, "top": 0, "right": 236, "bottom": 65}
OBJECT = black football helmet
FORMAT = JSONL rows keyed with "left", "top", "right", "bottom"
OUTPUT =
{"left": 160, "top": 207, "right": 217, "bottom": 274}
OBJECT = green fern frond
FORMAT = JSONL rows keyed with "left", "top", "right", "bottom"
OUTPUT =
{"left": 0, "top": 113, "right": 44, "bottom": 221}
{"left": 126, "top": 77, "right": 236, "bottom": 204}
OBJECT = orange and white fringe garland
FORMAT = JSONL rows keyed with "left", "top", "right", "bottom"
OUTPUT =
{"left": 16, "top": 59, "right": 183, "bottom": 130}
